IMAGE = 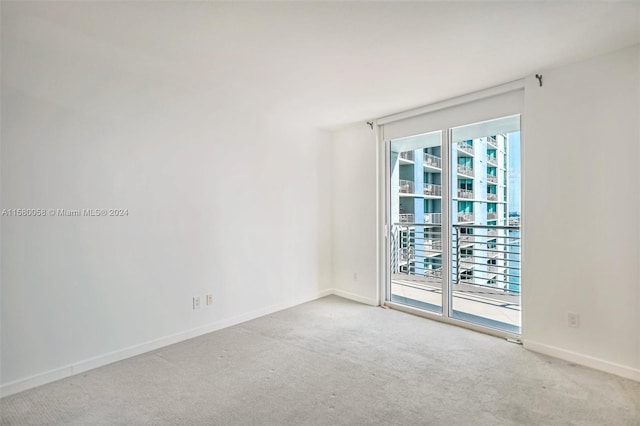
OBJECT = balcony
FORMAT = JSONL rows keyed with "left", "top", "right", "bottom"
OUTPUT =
{"left": 459, "top": 234, "right": 476, "bottom": 246}
{"left": 457, "top": 165, "right": 474, "bottom": 177}
{"left": 487, "top": 175, "right": 498, "bottom": 184}
{"left": 424, "top": 213, "right": 442, "bottom": 224}
{"left": 457, "top": 141, "right": 473, "bottom": 155}
{"left": 457, "top": 188, "right": 473, "bottom": 199}
{"left": 487, "top": 212, "right": 498, "bottom": 221}
{"left": 424, "top": 183, "right": 442, "bottom": 197}
{"left": 424, "top": 268, "right": 443, "bottom": 279}
{"left": 458, "top": 213, "right": 474, "bottom": 223}
{"left": 391, "top": 225, "right": 521, "bottom": 335}
{"left": 487, "top": 193, "right": 498, "bottom": 201}
{"left": 399, "top": 247, "right": 415, "bottom": 264}
{"left": 399, "top": 151, "right": 414, "bottom": 162}
{"left": 487, "top": 155, "right": 498, "bottom": 166}
{"left": 487, "top": 136, "right": 498, "bottom": 148}
{"left": 399, "top": 213, "right": 415, "bottom": 223}
{"left": 423, "top": 153, "right": 442, "bottom": 169}
{"left": 488, "top": 228, "right": 499, "bottom": 237}
{"left": 425, "top": 239, "right": 442, "bottom": 251}
{"left": 399, "top": 179, "right": 414, "bottom": 194}
{"left": 488, "top": 248, "right": 502, "bottom": 259}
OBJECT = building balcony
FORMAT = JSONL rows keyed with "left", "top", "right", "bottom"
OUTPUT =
{"left": 399, "top": 250, "right": 414, "bottom": 264}
{"left": 423, "top": 153, "right": 442, "bottom": 169}
{"left": 458, "top": 213, "right": 474, "bottom": 223}
{"left": 424, "top": 213, "right": 442, "bottom": 225}
{"left": 399, "top": 213, "right": 414, "bottom": 223}
{"left": 424, "top": 268, "right": 443, "bottom": 279}
{"left": 487, "top": 228, "right": 499, "bottom": 237}
{"left": 399, "top": 179, "right": 414, "bottom": 194}
{"left": 487, "top": 193, "right": 498, "bottom": 201}
{"left": 487, "top": 136, "right": 498, "bottom": 148}
{"left": 487, "top": 156, "right": 498, "bottom": 166}
{"left": 424, "top": 183, "right": 442, "bottom": 197}
{"left": 487, "top": 212, "right": 498, "bottom": 220}
{"left": 459, "top": 234, "right": 476, "bottom": 245}
{"left": 488, "top": 249, "right": 502, "bottom": 259}
{"left": 457, "top": 165, "right": 474, "bottom": 177}
{"left": 487, "top": 175, "right": 498, "bottom": 184}
{"left": 457, "top": 142, "right": 473, "bottom": 155}
{"left": 458, "top": 255, "right": 475, "bottom": 271}
{"left": 425, "top": 239, "right": 443, "bottom": 251}
{"left": 399, "top": 151, "right": 414, "bottom": 162}
{"left": 457, "top": 188, "right": 473, "bottom": 199}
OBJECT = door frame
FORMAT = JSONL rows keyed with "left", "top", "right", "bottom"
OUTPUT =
{"left": 376, "top": 82, "right": 524, "bottom": 341}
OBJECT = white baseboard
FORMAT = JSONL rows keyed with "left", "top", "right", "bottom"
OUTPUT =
{"left": 523, "top": 340, "right": 640, "bottom": 382}
{"left": 0, "top": 289, "right": 332, "bottom": 398}
{"left": 330, "top": 288, "right": 379, "bottom": 306}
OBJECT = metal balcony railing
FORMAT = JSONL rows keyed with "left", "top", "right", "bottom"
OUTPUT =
{"left": 487, "top": 175, "right": 498, "bottom": 184}
{"left": 390, "top": 223, "right": 521, "bottom": 296}
{"left": 458, "top": 213, "right": 474, "bottom": 223}
{"left": 487, "top": 156, "right": 498, "bottom": 166}
{"left": 459, "top": 234, "right": 476, "bottom": 245}
{"left": 424, "top": 268, "right": 443, "bottom": 279}
{"left": 487, "top": 136, "right": 498, "bottom": 148}
{"left": 399, "top": 179, "right": 414, "bottom": 194}
{"left": 487, "top": 212, "right": 498, "bottom": 220}
{"left": 488, "top": 249, "right": 502, "bottom": 258}
{"left": 457, "top": 188, "right": 473, "bottom": 199}
{"left": 457, "top": 141, "right": 473, "bottom": 155}
{"left": 390, "top": 224, "right": 442, "bottom": 277}
{"left": 424, "top": 183, "right": 442, "bottom": 197}
{"left": 452, "top": 224, "right": 521, "bottom": 295}
{"left": 457, "top": 165, "right": 474, "bottom": 177}
{"left": 400, "top": 151, "right": 414, "bottom": 161}
{"left": 424, "top": 213, "right": 442, "bottom": 224}
{"left": 399, "top": 213, "right": 414, "bottom": 223}
{"left": 487, "top": 193, "right": 498, "bottom": 201}
{"left": 425, "top": 239, "right": 442, "bottom": 251}
{"left": 424, "top": 153, "right": 442, "bottom": 169}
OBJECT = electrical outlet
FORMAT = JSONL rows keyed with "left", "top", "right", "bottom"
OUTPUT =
{"left": 206, "top": 294, "right": 213, "bottom": 306}
{"left": 568, "top": 312, "right": 580, "bottom": 328}
{"left": 193, "top": 296, "right": 201, "bottom": 310}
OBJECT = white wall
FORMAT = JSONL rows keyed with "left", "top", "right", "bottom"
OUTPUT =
{"left": 522, "top": 45, "right": 640, "bottom": 380}
{"left": 331, "top": 45, "right": 640, "bottom": 380}
{"left": 331, "top": 124, "right": 378, "bottom": 305}
{"left": 0, "top": 14, "right": 333, "bottom": 395}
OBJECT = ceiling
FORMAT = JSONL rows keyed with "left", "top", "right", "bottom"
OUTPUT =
{"left": 2, "top": 1, "right": 639, "bottom": 130}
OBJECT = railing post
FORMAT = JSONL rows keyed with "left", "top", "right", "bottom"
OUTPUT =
{"left": 391, "top": 224, "right": 397, "bottom": 274}
{"left": 454, "top": 226, "right": 460, "bottom": 285}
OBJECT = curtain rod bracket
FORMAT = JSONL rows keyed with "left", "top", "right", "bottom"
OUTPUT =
{"left": 366, "top": 121, "right": 374, "bottom": 130}
{"left": 535, "top": 74, "right": 543, "bottom": 87}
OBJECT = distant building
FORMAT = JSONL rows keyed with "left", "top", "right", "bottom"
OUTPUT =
{"left": 392, "top": 134, "right": 512, "bottom": 289}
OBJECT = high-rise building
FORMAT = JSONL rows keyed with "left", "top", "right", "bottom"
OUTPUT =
{"left": 392, "top": 134, "right": 512, "bottom": 290}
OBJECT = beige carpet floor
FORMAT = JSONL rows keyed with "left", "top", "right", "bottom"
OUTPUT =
{"left": 1, "top": 295, "right": 639, "bottom": 425}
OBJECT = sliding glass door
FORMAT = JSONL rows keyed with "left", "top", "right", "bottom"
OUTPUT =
{"left": 389, "top": 131, "right": 444, "bottom": 313}
{"left": 384, "top": 98, "right": 522, "bottom": 337}
{"left": 448, "top": 116, "right": 521, "bottom": 334}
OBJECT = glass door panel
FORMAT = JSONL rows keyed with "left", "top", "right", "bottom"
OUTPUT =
{"left": 389, "top": 131, "right": 443, "bottom": 314}
{"left": 449, "top": 115, "right": 521, "bottom": 333}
